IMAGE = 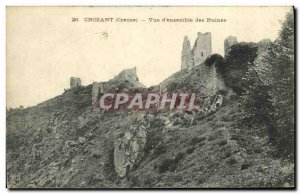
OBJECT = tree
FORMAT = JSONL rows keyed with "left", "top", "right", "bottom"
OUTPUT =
{"left": 241, "top": 10, "right": 294, "bottom": 158}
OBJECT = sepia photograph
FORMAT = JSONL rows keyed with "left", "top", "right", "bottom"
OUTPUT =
{"left": 6, "top": 6, "right": 295, "bottom": 189}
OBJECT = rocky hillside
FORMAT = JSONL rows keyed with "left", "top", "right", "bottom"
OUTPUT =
{"left": 6, "top": 64, "right": 294, "bottom": 188}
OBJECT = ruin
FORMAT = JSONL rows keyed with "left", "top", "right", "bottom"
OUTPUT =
{"left": 70, "top": 77, "right": 81, "bottom": 89}
{"left": 224, "top": 36, "right": 238, "bottom": 57}
{"left": 197, "top": 56, "right": 226, "bottom": 97}
{"left": 192, "top": 32, "right": 212, "bottom": 66}
{"left": 109, "top": 67, "right": 146, "bottom": 88}
{"left": 115, "top": 67, "right": 139, "bottom": 82}
{"left": 92, "top": 82, "right": 104, "bottom": 105}
{"left": 181, "top": 36, "right": 193, "bottom": 70}
{"left": 181, "top": 32, "right": 212, "bottom": 70}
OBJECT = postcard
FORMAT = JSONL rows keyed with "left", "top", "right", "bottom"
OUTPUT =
{"left": 6, "top": 6, "right": 295, "bottom": 189}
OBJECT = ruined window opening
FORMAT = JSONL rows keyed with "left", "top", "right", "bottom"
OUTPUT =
{"left": 201, "top": 52, "right": 204, "bottom": 57}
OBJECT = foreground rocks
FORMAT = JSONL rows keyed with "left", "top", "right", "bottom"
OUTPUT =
{"left": 114, "top": 124, "right": 147, "bottom": 178}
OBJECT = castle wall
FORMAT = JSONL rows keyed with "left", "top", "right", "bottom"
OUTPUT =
{"left": 196, "top": 63, "right": 225, "bottom": 97}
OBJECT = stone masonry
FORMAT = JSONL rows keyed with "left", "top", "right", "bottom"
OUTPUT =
{"left": 181, "top": 32, "right": 212, "bottom": 70}
{"left": 92, "top": 82, "right": 103, "bottom": 105}
{"left": 192, "top": 32, "right": 212, "bottom": 66}
{"left": 70, "top": 77, "right": 81, "bottom": 89}
{"left": 181, "top": 36, "right": 193, "bottom": 70}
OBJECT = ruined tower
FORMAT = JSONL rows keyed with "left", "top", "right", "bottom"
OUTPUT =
{"left": 181, "top": 32, "right": 212, "bottom": 70}
{"left": 92, "top": 82, "right": 104, "bottom": 105}
{"left": 70, "top": 77, "right": 81, "bottom": 89}
{"left": 192, "top": 32, "right": 212, "bottom": 66}
{"left": 181, "top": 36, "right": 193, "bottom": 70}
{"left": 224, "top": 36, "right": 238, "bottom": 57}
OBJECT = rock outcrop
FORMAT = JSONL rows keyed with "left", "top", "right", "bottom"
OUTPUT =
{"left": 114, "top": 124, "right": 147, "bottom": 178}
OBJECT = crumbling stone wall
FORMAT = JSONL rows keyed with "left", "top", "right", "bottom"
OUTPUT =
{"left": 92, "top": 82, "right": 103, "bottom": 105}
{"left": 192, "top": 32, "right": 212, "bottom": 66}
{"left": 181, "top": 32, "right": 212, "bottom": 70}
{"left": 197, "top": 62, "right": 226, "bottom": 97}
{"left": 115, "top": 67, "right": 138, "bottom": 82}
{"left": 70, "top": 77, "right": 81, "bottom": 89}
{"left": 181, "top": 36, "right": 193, "bottom": 70}
{"left": 109, "top": 67, "right": 146, "bottom": 88}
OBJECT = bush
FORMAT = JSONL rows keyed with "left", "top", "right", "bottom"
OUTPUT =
{"left": 223, "top": 42, "right": 258, "bottom": 95}
{"left": 197, "top": 174, "right": 208, "bottom": 185}
{"left": 191, "top": 137, "right": 206, "bottom": 145}
{"left": 186, "top": 146, "right": 195, "bottom": 154}
{"left": 151, "top": 143, "right": 167, "bottom": 159}
{"left": 208, "top": 130, "right": 224, "bottom": 141}
{"left": 144, "top": 128, "right": 164, "bottom": 158}
{"left": 117, "top": 81, "right": 128, "bottom": 90}
{"left": 174, "top": 152, "right": 185, "bottom": 163}
{"left": 158, "top": 158, "right": 175, "bottom": 173}
{"left": 158, "top": 152, "right": 185, "bottom": 173}
{"left": 226, "top": 157, "right": 237, "bottom": 165}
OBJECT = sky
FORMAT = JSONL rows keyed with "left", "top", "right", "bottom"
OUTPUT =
{"left": 7, "top": 6, "right": 292, "bottom": 108}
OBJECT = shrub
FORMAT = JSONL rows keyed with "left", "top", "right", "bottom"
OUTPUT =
{"left": 174, "top": 152, "right": 185, "bottom": 163}
{"left": 219, "top": 139, "right": 227, "bottom": 146}
{"left": 197, "top": 174, "right": 207, "bottom": 185}
{"left": 227, "top": 157, "right": 237, "bottom": 165}
{"left": 158, "top": 152, "right": 185, "bottom": 173}
{"left": 158, "top": 158, "right": 175, "bottom": 173}
{"left": 186, "top": 146, "right": 195, "bottom": 154}
{"left": 241, "top": 163, "right": 251, "bottom": 170}
{"left": 191, "top": 137, "right": 206, "bottom": 145}
{"left": 151, "top": 143, "right": 167, "bottom": 159}
{"left": 208, "top": 130, "right": 224, "bottom": 141}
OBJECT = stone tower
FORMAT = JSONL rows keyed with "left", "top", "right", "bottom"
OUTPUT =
{"left": 70, "top": 77, "right": 81, "bottom": 89}
{"left": 181, "top": 36, "right": 193, "bottom": 70}
{"left": 224, "top": 36, "right": 238, "bottom": 57}
{"left": 192, "top": 32, "right": 212, "bottom": 66}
